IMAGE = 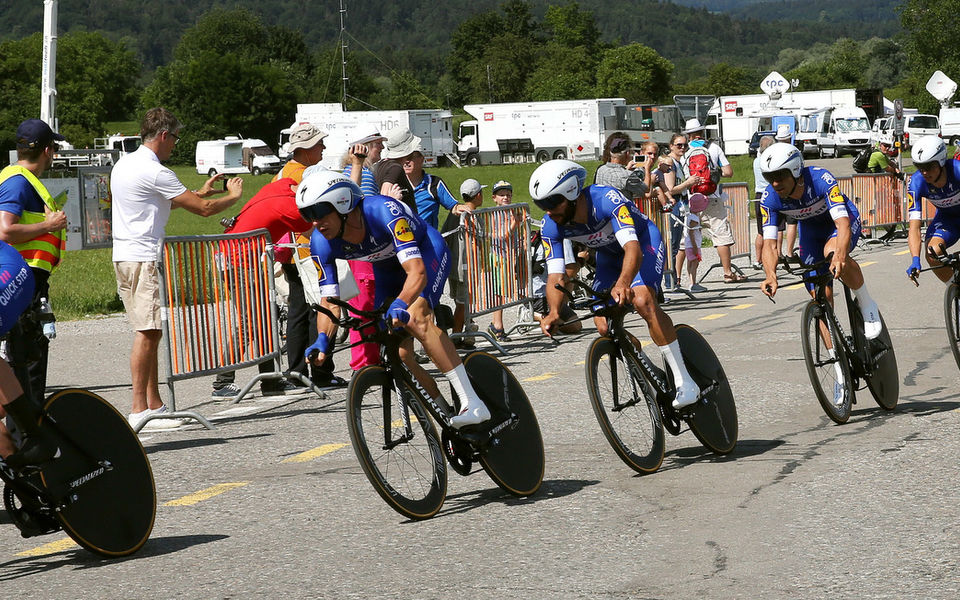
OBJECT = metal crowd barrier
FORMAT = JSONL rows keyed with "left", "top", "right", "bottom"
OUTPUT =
{"left": 845, "top": 173, "right": 904, "bottom": 243}
{"left": 696, "top": 182, "right": 752, "bottom": 283}
{"left": 155, "top": 229, "right": 316, "bottom": 429}
{"left": 449, "top": 203, "right": 533, "bottom": 354}
{"left": 634, "top": 196, "right": 681, "bottom": 293}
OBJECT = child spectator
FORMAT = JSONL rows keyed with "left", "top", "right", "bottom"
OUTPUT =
{"left": 487, "top": 180, "right": 518, "bottom": 342}
{"left": 441, "top": 179, "right": 485, "bottom": 348}
{"left": 682, "top": 193, "right": 710, "bottom": 293}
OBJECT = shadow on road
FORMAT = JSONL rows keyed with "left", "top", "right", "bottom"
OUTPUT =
{"left": 654, "top": 438, "right": 786, "bottom": 474}
{"left": 0, "top": 534, "right": 227, "bottom": 580}
{"left": 427, "top": 478, "right": 599, "bottom": 520}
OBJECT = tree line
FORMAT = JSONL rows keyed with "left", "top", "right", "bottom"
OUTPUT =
{"left": 0, "top": 0, "right": 951, "bottom": 163}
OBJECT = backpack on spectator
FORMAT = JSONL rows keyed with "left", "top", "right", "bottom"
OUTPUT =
{"left": 687, "top": 144, "right": 721, "bottom": 195}
{"left": 852, "top": 149, "right": 871, "bottom": 173}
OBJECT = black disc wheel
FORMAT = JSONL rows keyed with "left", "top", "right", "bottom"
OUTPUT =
{"left": 585, "top": 336, "right": 665, "bottom": 474}
{"left": 38, "top": 389, "right": 156, "bottom": 557}
{"left": 801, "top": 302, "right": 854, "bottom": 424}
{"left": 674, "top": 324, "right": 738, "bottom": 454}
{"left": 850, "top": 303, "right": 898, "bottom": 411}
{"left": 462, "top": 352, "right": 544, "bottom": 496}
{"left": 945, "top": 284, "right": 960, "bottom": 373}
{"left": 345, "top": 366, "right": 447, "bottom": 520}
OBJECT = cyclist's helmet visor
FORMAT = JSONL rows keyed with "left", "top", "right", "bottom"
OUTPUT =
{"left": 533, "top": 193, "right": 569, "bottom": 211}
{"left": 298, "top": 202, "right": 336, "bottom": 222}
{"left": 762, "top": 168, "right": 795, "bottom": 184}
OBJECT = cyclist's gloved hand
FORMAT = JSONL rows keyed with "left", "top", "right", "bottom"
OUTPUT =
{"left": 385, "top": 298, "right": 410, "bottom": 329}
{"left": 304, "top": 332, "right": 329, "bottom": 363}
{"left": 906, "top": 256, "right": 921, "bottom": 278}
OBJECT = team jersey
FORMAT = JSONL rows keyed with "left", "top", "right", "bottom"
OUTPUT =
{"left": 309, "top": 195, "right": 431, "bottom": 297}
{"left": 906, "top": 159, "right": 960, "bottom": 221}
{"left": 540, "top": 184, "right": 653, "bottom": 275}
{"left": 759, "top": 166, "right": 855, "bottom": 240}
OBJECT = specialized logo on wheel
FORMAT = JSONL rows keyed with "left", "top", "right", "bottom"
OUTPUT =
{"left": 615, "top": 204, "right": 634, "bottom": 227}
{"left": 391, "top": 218, "right": 415, "bottom": 243}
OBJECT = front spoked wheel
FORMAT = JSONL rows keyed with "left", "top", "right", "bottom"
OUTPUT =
{"left": 801, "top": 302, "right": 854, "bottom": 424}
{"left": 585, "top": 337, "right": 665, "bottom": 474}
{"left": 346, "top": 366, "right": 447, "bottom": 520}
{"left": 944, "top": 284, "right": 960, "bottom": 373}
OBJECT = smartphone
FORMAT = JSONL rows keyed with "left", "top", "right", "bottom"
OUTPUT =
{"left": 221, "top": 176, "right": 229, "bottom": 191}
{"left": 634, "top": 153, "right": 645, "bottom": 163}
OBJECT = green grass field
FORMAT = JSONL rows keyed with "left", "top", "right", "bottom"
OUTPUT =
{"left": 48, "top": 155, "right": 760, "bottom": 320}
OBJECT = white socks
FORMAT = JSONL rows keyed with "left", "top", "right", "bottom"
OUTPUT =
{"left": 446, "top": 364, "right": 490, "bottom": 428}
{"left": 852, "top": 284, "right": 882, "bottom": 340}
{"left": 660, "top": 340, "right": 700, "bottom": 409}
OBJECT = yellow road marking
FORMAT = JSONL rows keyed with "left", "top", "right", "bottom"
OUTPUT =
{"left": 699, "top": 313, "right": 727, "bottom": 320}
{"left": 282, "top": 443, "right": 348, "bottom": 463}
{"left": 784, "top": 283, "right": 806, "bottom": 291}
{"left": 524, "top": 372, "right": 558, "bottom": 382}
{"left": 163, "top": 482, "right": 250, "bottom": 506}
{"left": 575, "top": 360, "right": 585, "bottom": 365}
{"left": 895, "top": 249, "right": 911, "bottom": 255}
{"left": 731, "top": 304, "right": 754, "bottom": 310}
{"left": 16, "top": 537, "right": 77, "bottom": 557}
{"left": 859, "top": 261, "right": 877, "bottom": 267}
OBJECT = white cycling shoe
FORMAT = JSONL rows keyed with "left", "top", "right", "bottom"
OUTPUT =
{"left": 671, "top": 382, "right": 701, "bottom": 410}
{"left": 450, "top": 399, "right": 491, "bottom": 429}
{"left": 860, "top": 301, "right": 883, "bottom": 340}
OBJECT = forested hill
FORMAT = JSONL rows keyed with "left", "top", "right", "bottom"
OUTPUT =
{"left": 0, "top": 0, "right": 901, "bottom": 77}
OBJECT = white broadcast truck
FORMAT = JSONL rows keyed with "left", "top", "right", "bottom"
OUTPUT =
{"left": 195, "top": 139, "right": 247, "bottom": 176}
{"left": 279, "top": 103, "right": 454, "bottom": 169}
{"left": 456, "top": 98, "right": 625, "bottom": 166}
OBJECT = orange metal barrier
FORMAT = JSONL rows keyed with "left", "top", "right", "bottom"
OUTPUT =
{"left": 849, "top": 173, "right": 903, "bottom": 233}
{"left": 158, "top": 229, "right": 302, "bottom": 427}
{"left": 724, "top": 183, "right": 752, "bottom": 261}
{"left": 454, "top": 204, "right": 533, "bottom": 353}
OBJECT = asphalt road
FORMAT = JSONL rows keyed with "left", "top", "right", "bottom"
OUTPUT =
{"left": 2, "top": 236, "right": 958, "bottom": 599}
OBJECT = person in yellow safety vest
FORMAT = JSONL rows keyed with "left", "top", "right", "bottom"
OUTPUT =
{"left": 0, "top": 119, "right": 68, "bottom": 402}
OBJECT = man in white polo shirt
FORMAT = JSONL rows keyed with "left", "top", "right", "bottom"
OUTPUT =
{"left": 111, "top": 107, "right": 243, "bottom": 430}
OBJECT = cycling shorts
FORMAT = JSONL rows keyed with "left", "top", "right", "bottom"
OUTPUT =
{"left": 591, "top": 228, "right": 666, "bottom": 295}
{"left": 797, "top": 217, "right": 863, "bottom": 292}
{"left": 924, "top": 214, "right": 960, "bottom": 250}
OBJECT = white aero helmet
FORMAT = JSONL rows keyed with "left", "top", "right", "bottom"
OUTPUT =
{"left": 529, "top": 159, "right": 587, "bottom": 209}
{"left": 911, "top": 136, "right": 947, "bottom": 167}
{"left": 296, "top": 169, "right": 362, "bottom": 221}
{"left": 759, "top": 142, "right": 804, "bottom": 180}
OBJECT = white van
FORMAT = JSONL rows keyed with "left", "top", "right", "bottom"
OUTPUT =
{"left": 870, "top": 117, "right": 893, "bottom": 146}
{"left": 902, "top": 114, "right": 940, "bottom": 149}
{"left": 800, "top": 106, "right": 871, "bottom": 157}
{"left": 237, "top": 138, "right": 281, "bottom": 176}
{"left": 195, "top": 140, "right": 246, "bottom": 176}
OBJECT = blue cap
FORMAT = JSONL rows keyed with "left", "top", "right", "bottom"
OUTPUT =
{"left": 16, "top": 119, "right": 65, "bottom": 150}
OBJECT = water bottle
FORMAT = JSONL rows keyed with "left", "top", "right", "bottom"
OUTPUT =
{"left": 39, "top": 297, "right": 56, "bottom": 340}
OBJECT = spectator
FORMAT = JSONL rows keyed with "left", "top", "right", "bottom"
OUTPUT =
{"left": 111, "top": 107, "right": 242, "bottom": 429}
{"left": 869, "top": 141, "right": 901, "bottom": 176}
{"left": 681, "top": 118, "right": 745, "bottom": 283}
{"left": 752, "top": 135, "right": 776, "bottom": 269}
{"left": 487, "top": 180, "right": 519, "bottom": 342}
{"left": 681, "top": 193, "right": 709, "bottom": 293}
{"left": 441, "top": 179, "right": 485, "bottom": 348}
{"left": 638, "top": 141, "right": 675, "bottom": 212}
{"left": 774, "top": 123, "right": 792, "bottom": 144}
{"left": 0, "top": 119, "right": 68, "bottom": 404}
{"left": 374, "top": 127, "right": 418, "bottom": 210}
{"left": 274, "top": 123, "right": 327, "bottom": 183}
{"left": 402, "top": 147, "right": 471, "bottom": 229}
{"left": 342, "top": 128, "right": 386, "bottom": 371}
{"left": 594, "top": 132, "right": 648, "bottom": 203}
{"left": 662, "top": 133, "right": 698, "bottom": 283}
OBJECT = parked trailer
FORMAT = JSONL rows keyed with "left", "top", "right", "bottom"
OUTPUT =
{"left": 457, "top": 98, "right": 625, "bottom": 166}
{"left": 280, "top": 103, "right": 454, "bottom": 169}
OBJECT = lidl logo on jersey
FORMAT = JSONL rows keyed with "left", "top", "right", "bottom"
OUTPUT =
{"left": 827, "top": 186, "right": 844, "bottom": 206}
{"left": 615, "top": 204, "right": 634, "bottom": 227}
{"left": 311, "top": 256, "right": 325, "bottom": 281}
{"left": 391, "top": 218, "right": 415, "bottom": 243}
{"left": 542, "top": 239, "right": 552, "bottom": 259}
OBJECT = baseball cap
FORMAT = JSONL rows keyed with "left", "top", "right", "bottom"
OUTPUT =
{"left": 288, "top": 123, "right": 328, "bottom": 152}
{"left": 492, "top": 180, "right": 512, "bottom": 193}
{"left": 460, "top": 178, "right": 486, "bottom": 199}
{"left": 350, "top": 127, "right": 387, "bottom": 146}
{"left": 16, "top": 119, "right": 65, "bottom": 150}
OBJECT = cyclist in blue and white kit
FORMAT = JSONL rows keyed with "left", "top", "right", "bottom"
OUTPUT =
{"left": 0, "top": 240, "right": 59, "bottom": 469}
{"left": 758, "top": 143, "right": 883, "bottom": 339}
{"left": 904, "top": 137, "right": 960, "bottom": 283}
{"left": 530, "top": 159, "right": 701, "bottom": 409}
{"left": 295, "top": 168, "right": 490, "bottom": 428}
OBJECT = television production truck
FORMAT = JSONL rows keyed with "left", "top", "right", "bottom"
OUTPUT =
{"left": 456, "top": 98, "right": 625, "bottom": 166}
{"left": 280, "top": 103, "right": 455, "bottom": 170}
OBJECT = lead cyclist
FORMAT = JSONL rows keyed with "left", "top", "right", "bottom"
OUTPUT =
{"left": 0, "top": 240, "right": 59, "bottom": 470}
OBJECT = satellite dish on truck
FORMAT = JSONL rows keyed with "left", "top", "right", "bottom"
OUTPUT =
{"left": 760, "top": 71, "right": 791, "bottom": 101}
{"left": 926, "top": 70, "right": 957, "bottom": 107}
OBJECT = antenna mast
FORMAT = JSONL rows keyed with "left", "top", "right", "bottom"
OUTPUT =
{"left": 41, "top": 0, "right": 59, "bottom": 130}
{"left": 339, "top": 0, "right": 348, "bottom": 109}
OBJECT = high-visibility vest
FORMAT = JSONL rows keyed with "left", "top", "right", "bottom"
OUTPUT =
{"left": 0, "top": 165, "right": 66, "bottom": 272}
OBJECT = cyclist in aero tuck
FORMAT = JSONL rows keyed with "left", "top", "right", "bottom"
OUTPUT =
{"left": 758, "top": 143, "right": 883, "bottom": 339}
{"left": 530, "top": 159, "right": 701, "bottom": 409}
{"left": 904, "top": 137, "right": 960, "bottom": 283}
{"left": 296, "top": 167, "right": 490, "bottom": 428}
{"left": 0, "top": 240, "right": 59, "bottom": 469}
